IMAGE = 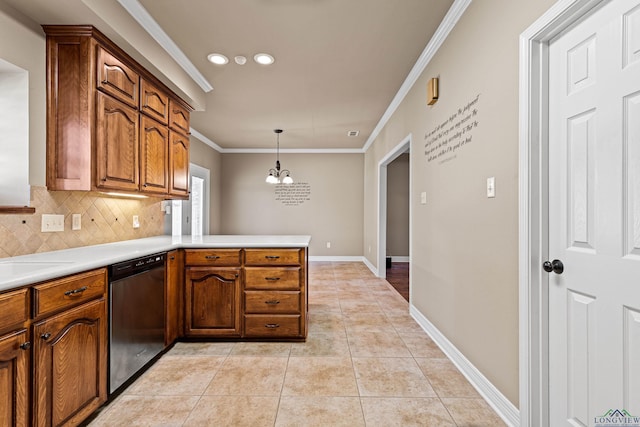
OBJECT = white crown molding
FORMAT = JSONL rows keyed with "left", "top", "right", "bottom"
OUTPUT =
{"left": 117, "top": 0, "right": 213, "bottom": 93}
{"left": 189, "top": 128, "right": 224, "bottom": 152}
{"left": 190, "top": 128, "right": 364, "bottom": 154}
{"left": 361, "top": 0, "right": 472, "bottom": 152}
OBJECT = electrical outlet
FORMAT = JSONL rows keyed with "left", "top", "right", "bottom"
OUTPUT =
{"left": 72, "top": 214, "right": 81, "bottom": 230}
{"left": 420, "top": 192, "right": 427, "bottom": 204}
{"left": 132, "top": 215, "right": 140, "bottom": 229}
{"left": 41, "top": 214, "right": 64, "bottom": 232}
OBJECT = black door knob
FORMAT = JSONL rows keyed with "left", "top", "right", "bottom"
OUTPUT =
{"left": 543, "top": 259, "right": 564, "bottom": 274}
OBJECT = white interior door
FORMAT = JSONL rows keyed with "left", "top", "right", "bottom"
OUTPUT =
{"left": 548, "top": 0, "right": 640, "bottom": 424}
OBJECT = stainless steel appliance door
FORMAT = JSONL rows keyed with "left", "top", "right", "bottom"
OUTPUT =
{"left": 109, "top": 266, "right": 165, "bottom": 394}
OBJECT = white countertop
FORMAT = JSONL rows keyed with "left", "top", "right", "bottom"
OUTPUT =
{"left": 0, "top": 235, "right": 311, "bottom": 292}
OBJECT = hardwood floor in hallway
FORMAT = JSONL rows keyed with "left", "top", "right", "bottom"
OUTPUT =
{"left": 386, "top": 262, "right": 409, "bottom": 301}
{"left": 88, "top": 261, "right": 505, "bottom": 426}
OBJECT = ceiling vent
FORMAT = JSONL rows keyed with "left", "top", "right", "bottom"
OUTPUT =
{"left": 347, "top": 130, "right": 360, "bottom": 137}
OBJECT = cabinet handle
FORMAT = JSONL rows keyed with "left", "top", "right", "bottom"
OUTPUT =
{"left": 41, "top": 333, "right": 51, "bottom": 340}
{"left": 265, "top": 255, "right": 280, "bottom": 260}
{"left": 205, "top": 255, "right": 220, "bottom": 260}
{"left": 264, "top": 323, "right": 280, "bottom": 329}
{"left": 101, "top": 178, "right": 107, "bottom": 182}
{"left": 19, "top": 342, "right": 31, "bottom": 350}
{"left": 64, "top": 286, "right": 87, "bottom": 296}
{"left": 170, "top": 256, "right": 175, "bottom": 260}
{"left": 265, "top": 300, "right": 280, "bottom": 305}
{"left": 265, "top": 277, "right": 280, "bottom": 281}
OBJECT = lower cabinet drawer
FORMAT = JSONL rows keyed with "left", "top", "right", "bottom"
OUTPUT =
{"left": 244, "top": 267, "right": 301, "bottom": 290}
{"left": 244, "top": 315, "right": 301, "bottom": 337}
{"left": 33, "top": 268, "right": 107, "bottom": 318}
{"left": 244, "top": 291, "right": 300, "bottom": 314}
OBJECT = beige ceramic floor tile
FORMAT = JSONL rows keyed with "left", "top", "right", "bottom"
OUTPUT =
{"left": 308, "top": 311, "right": 346, "bottom": 334}
{"left": 360, "top": 397, "right": 456, "bottom": 426}
{"left": 290, "top": 331, "right": 350, "bottom": 357}
{"left": 399, "top": 333, "right": 446, "bottom": 358}
{"left": 282, "top": 356, "right": 358, "bottom": 396}
{"left": 275, "top": 396, "right": 365, "bottom": 427}
{"left": 204, "top": 356, "right": 288, "bottom": 396}
{"left": 183, "top": 395, "right": 279, "bottom": 427}
{"left": 353, "top": 357, "right": 436, "bottom": 397}
{"left": 229, "top": 341, "right": 292, "bottom": 356}
{"left": 383, "top": 312, "right": 425, "bottom": 333}
{"left": 169, "top": 341, "right": 236, "bottom": 356}
{"left": 441, "top": 398, "right": 507, "bottom": 426}
{"left": 347, "top": 331, "right": 412, "bottom": 357}
{"left": 88, "top": 395, "right": 199, "bottom": 426}
{"left": 416, "top": 358, "right": 480, "bottom": 398}
{"left": 343, "top": 312, "right": 397, "bottom": 333}
{"left": 340, "top": 299, "right": 384, "bottom": 315}
{"left": 124, "top": 356, "right": 225, "bottom": 396}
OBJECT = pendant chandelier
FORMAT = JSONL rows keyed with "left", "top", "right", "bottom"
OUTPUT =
{"left": 265, "top": 129, "right": 293, "bottom": 184}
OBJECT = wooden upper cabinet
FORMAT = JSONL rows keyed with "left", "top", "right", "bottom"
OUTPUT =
{"left": 96, "top": 46, "right": 139, "bottom": 108}
{"left": 141, "top": 79, "right": 169, "bottom": 124}
{"left": 95, "top": 92, "right": 139, "bottom": 191}
{"left": 140, "top": 116, "right": 169, "bottom": 194}
{"left": 169, "top": 100, "right": 190, "bottom": 135}
{"left": 169, "top": 131, "right": 190, "bottom": 197}
{"left": 44, "top": 25, "right": 192, "bottom": 198}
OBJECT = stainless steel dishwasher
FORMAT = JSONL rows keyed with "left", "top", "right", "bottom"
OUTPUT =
{"left": 109, "top": 253, "right": 165, "bottom": 394}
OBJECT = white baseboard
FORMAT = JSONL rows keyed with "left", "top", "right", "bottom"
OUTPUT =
{"left": 362, "top": 256, "right": 378, "bottom": 276}
{"left": 390, "top": 256, "right": 410, "bottom": 262}
{"left": 410, "top": 305, "right": 520, "bottom": 427}
{"left": 308, "top": 256, "right": 366, "bottom": 262}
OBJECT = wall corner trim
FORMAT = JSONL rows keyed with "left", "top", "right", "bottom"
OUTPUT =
{"left": 361, "top": 0, "right": 472, "bottom": 153}
{"left": 190, "top": 128, "right": 224, "bottom": 152}
{"left": 410, "top": 305, "right": 520, "bottom": 427}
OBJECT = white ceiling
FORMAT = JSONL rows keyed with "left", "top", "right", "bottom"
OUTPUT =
{"left": 2, "top": 0, "right": 454, "bottom": 150}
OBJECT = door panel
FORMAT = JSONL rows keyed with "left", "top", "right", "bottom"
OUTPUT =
{"left": 548, "top": 0, "right": 640, "bottom": 423}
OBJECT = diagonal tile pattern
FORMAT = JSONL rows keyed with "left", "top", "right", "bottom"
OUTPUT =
{"left": 88, "top": 261, "right": 506, "bottom": 426}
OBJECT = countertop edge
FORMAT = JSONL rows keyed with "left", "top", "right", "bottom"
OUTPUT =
{"left": 0, "top": 235, "right": 311, "bottom": 291}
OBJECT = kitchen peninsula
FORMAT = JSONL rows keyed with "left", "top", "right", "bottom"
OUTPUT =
{"left": 0, "top": 235, "right": 310, "bottom": 426}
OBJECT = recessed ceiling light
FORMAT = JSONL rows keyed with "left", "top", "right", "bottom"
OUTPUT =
{"left": 207, "top": 53, "right": 229, "bottom": 65}
{"left": 254, "top": 53, "right": 275, "bottom": 65}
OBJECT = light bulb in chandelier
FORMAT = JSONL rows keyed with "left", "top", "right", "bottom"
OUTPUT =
{"left": 265, "top": 129, "right": 293, "bottom": 184}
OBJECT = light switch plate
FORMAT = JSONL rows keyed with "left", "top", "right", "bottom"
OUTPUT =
{"left": 132, "top": 215, "right": 140, "bottom": 229}
{"left": 420, "top": 192, "right": 427, "bottom": 204}
{"left": 41, "top": 214, "right": 64, "bottom": 232}
{"left": 487, "top": 177, "right": 496, "bottom": 198}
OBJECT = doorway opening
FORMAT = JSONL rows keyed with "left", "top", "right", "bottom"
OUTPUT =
{"left": 180, "top": 163, "right": 210, "bottom": 235}
{"left": 377, "top": 134, "right": 411, "bottom": 301}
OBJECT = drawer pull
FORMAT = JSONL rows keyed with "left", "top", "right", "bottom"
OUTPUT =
{"left": 265, "top": 277, "right": 280, "bottom": 281}
{"left": 265, "top": 255, "right": 280, "bottom": 260}
{"left": 205, "top": 255, "right": 220, "bottom": 260}
{"left": 41, "top": 333, "right": 51, "bottom": 340}
{"left": 264, "top": 323, "right": 280, "bottom": 329}
{"left": 265, "top": 300, "right": 280, "bottom": 305}
{"left": 19, "top": 342, "right": 31, "bottom": 350}
{"left": 64, "top": 286, "right": 88, "bottom": 296}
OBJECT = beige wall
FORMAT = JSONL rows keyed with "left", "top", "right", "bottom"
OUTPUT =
{"left": 363, "top": 0, "right": 555, "bottom": 405}
{"left": 386, "top": 153, "right": 409, "bottom": 257}
{"left": 220, "top": 153, "right": 364, "bottom": 256}
{"left": 190, "top": 138, "right": 222, "bottom": 233}
{"left": 0, "top": 5, "right": 46, "bottom": 186}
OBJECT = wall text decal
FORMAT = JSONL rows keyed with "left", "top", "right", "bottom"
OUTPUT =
{"left": 424, "top": 93, "right": 480, "bottom": 164}
{"left": 275, "top": 182, "right": 311, "bottom": 206}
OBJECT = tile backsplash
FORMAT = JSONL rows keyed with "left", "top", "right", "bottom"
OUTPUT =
{"left": 0, "top": 186, "right": 165, "bottom": 258}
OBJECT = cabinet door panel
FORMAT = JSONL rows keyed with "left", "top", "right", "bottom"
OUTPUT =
{"left": 168, "top": 100, "right": 189, "bottom": 135}
{"left": 96, "top": 46, "right": 139, "bottom": 108}
{"left": 0, "top": 329, "right": 29, "bottom": 427}
{"left": 185, "top": 267, "right": 240, "bottom": 337}
{"left": 96, "top": 92, "right": 139, "bottom": 191}
{"left": 165, "top": 250, "right": 183, "bottom": 346}
{"left": 140, "top": 116, "right": 169, "bottom": 194}
{"left": 141, "top": 79, "right": 169, "bottom": 124}
{"left": 33, "top": 298, "right": 107, "bottom": 427}
{"left": 169, "top": 131, "right": 190, "bottom": 197}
